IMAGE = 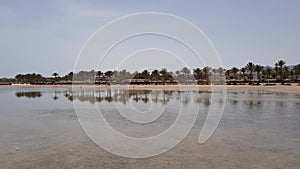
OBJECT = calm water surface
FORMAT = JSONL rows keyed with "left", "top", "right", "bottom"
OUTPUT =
{"left": 0, "top": 87, "right": 299, "bottom": 169}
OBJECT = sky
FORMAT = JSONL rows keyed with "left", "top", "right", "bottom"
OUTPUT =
{"left": 0, "top": 0, "right": 299, "bottom": 77}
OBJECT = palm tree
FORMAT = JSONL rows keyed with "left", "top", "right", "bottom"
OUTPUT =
{"left": 52, "top": 72, "right": 59, "bottom": 78}
{"left": 276, "top": 60, "right": 286, "bottom": 84}
{"left": 141, "top": 70, "right": 150, "bottom": 79}
{"left": 211, "top": 68, "right": 218, "bottom": 81}
{"left": 240, "top": 67, "right": 246, "bottom": 82}
{"left": 96, "top": 71, "right": 103, "bottom": 81}
{"left": 65, "top": 72, "right": 73, "bottom": 81}
{"left": 202, "top": 66, "right": 211, "bottom": 85}
{"left": 246, "top": 62, "right": 254, "bottom": 84}
{"left": 181, "top": 67, "right": 191, "bottom": 84}
{"left": 254, "top": 64, "right": 263, "bottom": 83}
{"left": 217, "top": 67, "right": 225, "bottom": 84}
{"left": 89, "top": 70, "right": 96, "bottom": 82}
{"left": 104, "top": 71, "right": 114, "bottom": 85}
{"left": 283, "top": 66, "right": 289, "bottom": 80}
{"left": 15, "top": 74, "right": 23, "bottom": 83}
{"left": 263, "top": 67, "right": 273, "bottom": 79}
{"left": 293, "top": 64, "right": 300, "bottom": 79}
{"left": 159, "top": 68, "right": 168, "bottom": 85}
{"left": 193, "top": 68, "right": 202, "bottom": 84}
{"left": 225, "top": 69, "right": 231, "bottom": 76}
{"left": 231, "top": 67, "right": 239, "bottom": 79}
{"left": 52, "top": 72, "right": 59, "bottom": 84}
{"left": 151, "top": 69, "right": 160, "bottom": 83}
{"left": 275, "top": 63, "right": 279, "bottom": 77}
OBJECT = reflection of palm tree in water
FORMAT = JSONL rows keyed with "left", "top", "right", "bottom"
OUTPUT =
{"left": 244, "top": 100, "right": 264, "bottom": 110}
{"left": 182, "top": 97, "right": 190, "bottom": 104}
{"left": 64, "top": 92, "right": 73, "bottom": 101}
{"left": 276, "top": 101, "right": 285, "bottom": 108}
{"left": 62, "top": 89, "right": 175, "bottom": 104}
{"left": 15, "top": 92, "right": 42, "bottom": 98}
{"left": 53, "top": 91, "right": 59, "bottom": 100}
{"left": 119, "top": 90, "right": 128, "bottom": 104}
{"left": 194, "top": 97, "right": 202, "bottom": 104}
{"left": 203, "top": 98, "right": 210, "bottom": 107}
{"left": 151, "top": 90, "right": 159, "bottom": 103}
{"left": 133, "top": 92, "right": 139, "bottom": 102}
{"left": 231, "top": 99, "right": 238, "bottom": 104}
{"left": 141, "top": 91, "right": 149, "bottom": 103}
{"left": 160, "top": 91, "right": 170, "bottom": 105}
{"left": 105, "top": 89, "right": 113, "bottom": 102}
{"left": 112, "top": 89, "right": 119, "bottom": 102}
{"left": 180, "top": 91, "right": 191, "bottom": 105}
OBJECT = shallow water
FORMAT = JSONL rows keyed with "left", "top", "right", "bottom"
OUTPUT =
{"left": 0, "top": 87, "right": 299, "bottom": 169}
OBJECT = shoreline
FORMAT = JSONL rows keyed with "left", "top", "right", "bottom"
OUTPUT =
{"left": 1, "top": 83, "right": 299, "bottom": 94}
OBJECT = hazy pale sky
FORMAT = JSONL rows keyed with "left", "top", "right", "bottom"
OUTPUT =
{"left": 0, "top": 0, "right": 299, "bottom": 77}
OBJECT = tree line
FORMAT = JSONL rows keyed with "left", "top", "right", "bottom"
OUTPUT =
{"left": 3, "top": 60, "right": 300, "bottom": 85}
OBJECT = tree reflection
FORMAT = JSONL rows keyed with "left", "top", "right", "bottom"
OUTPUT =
{"left": 243, "top": 100, "right": 264, "bottom": 110}
{"left": 67, "top": 89, "right": 175, "bottom": 104}
{"left": 15, "top": 91, "right": 42, "bottom": 98}
{"left": 14, "top": 89, "right": 220, "bottom": 106}
{"left": 230, "top": 99, "right": 238, "bottom": 104}
{"left": 276, "top": 101, "right": 286, "bottom": 108}
{"left": 52, "top": 91, "right": 59, "bottom": 100}
{"left": 203, "top": 98, "right": 211, "bottom": 107}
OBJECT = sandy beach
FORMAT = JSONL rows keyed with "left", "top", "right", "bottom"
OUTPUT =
{"left": 2, "top": 83, "right": 300, "bottom": 94}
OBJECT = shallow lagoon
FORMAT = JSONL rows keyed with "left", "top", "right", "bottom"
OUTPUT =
{"left": 0, "top": 87, "right": 299, "bottom": 169}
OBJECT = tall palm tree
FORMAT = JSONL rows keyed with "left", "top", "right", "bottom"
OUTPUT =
{"left": 246, "top": 62, "right": 254, "bottom": 84}
{"left": 217, "top": 67, "right": 225, "bottom": 84}
{"left": 263, "top": 67, "right": 273, "bottom": 79}
{"left": 141, "top": 70, "right": 150, "bottom": 79}
{"left": 159, "top": 68, "right": 168, "bottom": 85}
{"left": 96, "top": 71, "right": 103, "bottom": 83}
{"left": 202, "top": 66, "right": 211, "bottom": 85}
{"left": 225, "top": 69, "right": 231, "bottom": 77}
{"left": 52, "top": 72, "right": 59, "bottom": 83}
{"left": 283, "top": 66, "right": 289, "bottom": 80}
{"left": 240, "top": 67, "right": 246, "bottom": 81}
{"left": 151, "top": 70, "right": 160, "bottom": 82}
{"left": 181, "top": 67, "right": 191, "bottom": 84}
{"left": 104, "top": 71, "right": 114, "bottom": 85}
{"left": 276, "top": 60, "right": 286, "bottom": 84}
{"left": 275, "top": 63, "right": 279, "bottom": 78}
{"left": 15, "top": 74, "right": 23, "bottom": 83}
{"left": 293, "top": 64, "right": 300, "bottom": 79}
{"left": 66, "top": 72, "right": 73, "bottom": 81}
{"left": 52, "top": 72, "right": 59, "bottom": 78}
{"left": 193, "top": 68, "right": 202, "bottom": 84}
{"left": 211, "top": 68, "right": 218, "bottom": 81}
{"left": 231, "top": 67, "right": 239, "bottom": 79}
{"left": 254, "top": 64, "right": 264, "bottom": 83}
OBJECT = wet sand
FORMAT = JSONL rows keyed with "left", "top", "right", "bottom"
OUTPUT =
{"left": 2, "top": 128, "right": 299, "bottom": 169}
